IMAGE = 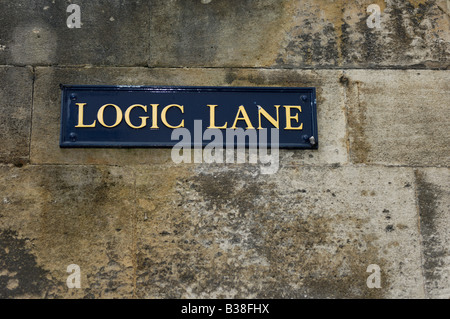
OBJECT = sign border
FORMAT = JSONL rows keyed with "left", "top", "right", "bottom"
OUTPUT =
{"left": 60, "top": 85, "right": 318, "bottom": 149}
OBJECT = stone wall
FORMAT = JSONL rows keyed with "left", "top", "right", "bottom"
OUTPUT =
{"left": 0, "top": 0, "right": 448, "bottom": 299}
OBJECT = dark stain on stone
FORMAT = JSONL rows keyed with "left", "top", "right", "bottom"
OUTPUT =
{"left": 82, "top": 242, "right": 132, "bottom": 298}
{"left": 347, "top": 80, "right": 371, "bottom": 164}
{"left": 13, "top": 160, "right": 26, "bottom": 168}
{"left": 0, "top": 67, "right": 33, "bottom": 164}
{"left": 322, "top": 24, "right": 340, "bottom": 64}
{"left": 415, "top": 170, "right": 446, "bottom": 290}
{"left": 385, "top": 1, "right": 444, "bottom": 64}
{"left": 172, "top": 1, "right": 221, "bottom": 65}
{"left": 225, "top": 70, "right": 238, "bottom": 85}
{"left": 137, "top": 248, "right": 198, "bottom": 298}
{"left": 340, "top": 20, "right": 351, "bottom": 65}
{"left": 38, "top": 166, "right": 115, "bottom": 244}
{"left": 279, "top": 17, "right": 343, "bottom": 67}
{"left": 390, "top": 5, "right": 412, "bottom": 49}
{"left": 339, "top": 74, "right": 349, "bottom": 86}
{"left": 277, "top": 0, "right": 447, "bottom": 68}
{"left": 135, "top": 172, "right": 389, "bottom": 299}
{"left": 254, "top": 215, "right": 386, "bottom": 299}
{"left": 408, "top": 2, "right": 428, "bottom": 26}
{"left": 0, "top": 230, "right": 52, "bottom": 298}
{"left": 152, "top": 0, "right": 286, "bottom": 67}
{"left": 306, "top": 25, "right": 339, "bottom": 66}
{"left": 189, "top": 171, "right": 267, "bottom": 214}
{"left": 25, "top": 166, "right": 133, "bottom": 298}
{"left": 358, "top": 17, "right": 383, "bottom": 65}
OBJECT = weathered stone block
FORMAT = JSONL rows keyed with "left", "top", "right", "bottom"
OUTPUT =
{"left": 0, "top": 0, "right": 150, "bottom": 66}
{"left": 0, "top": 66, "right": 33, "bottom": 165}
{"left": 415, "top": 168, "right": 450, "bottom": 299}
{"left": 346, "top": 70, "right": 449, "bottom": 166}
{"left": 135, "top": 164, "right": 424, "bottom": 298}
{"left": 0, "top": 165, "right": 135, "bottom": 298}
{"left": 277, "top": 0, "right": 449, "bottom": 68}
{"left": 31, "top": 67, "right": 347, "bottom": 166}
{"left": 149, "top": 0, "right": 449, "bottom": 68}
{"left": 148, "top": 0, "right": 291, "bottom": 68}
{"left": 0, "top": 1, "right": 448, "bottom": 68}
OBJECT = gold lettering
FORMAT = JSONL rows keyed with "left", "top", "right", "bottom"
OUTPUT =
{"left": 231, "top": 105, "right": 255, "bottom": 129}
{"left": 124, "top": 104, "right": 149, "bottom": 129}
{"left": 74, "top": 103, "right": 96, "bottom": 128}
{"left": 207, "top": 105, "right": 228, "bottom": 129}
{"left": 258, "top": 105, "right": 280, "bottom": 129}
{"left": 150, "top": 104, "right": 159, "bottom": 129}
{"left": 284, "top": 105, "right": 303, "bottom": 130}
{"left": 97, "top": 104, "right": 123, "bottom": 128}
{"left": 161, "top": 104, "right": 184, "bottom": 129}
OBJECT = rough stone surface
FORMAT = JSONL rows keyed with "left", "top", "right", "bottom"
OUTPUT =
{"left": 0, "top": 165, "right": 135, "bottom": 298}
{"left": 0, "top": 66, "right": 33, "bottom": 165}
{"left": 135, "top": 164, "right": 424, "bottom": 298}
{"left": 1, "top": 1, "right": 447, "bottom": 68}
{"left": 0, "top": 0, "right": 150, "bottom": 66}
{"left": 31, "top": 67, "right": 347, "bottom": 166}
{"left": 1, "top": 163, "right": 426, "bottom": 298}
{"left": 149, "top": 0, "right": 449, "bottom": 68}
{"left": 345, "top": 70, "right": 449, "bottom": 166}
{"left": 148, "top": 0, "right": 291, "bottom": 68}
{"left": 277, "top": 0, "right": 450, "bottom": 69}
{"left": 415, "top": 168, "right": 450, "bottom": 298}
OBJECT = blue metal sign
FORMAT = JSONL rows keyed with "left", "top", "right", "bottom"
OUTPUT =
{"left": 60, "top": 85, "right": 318, "bottom": 149}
